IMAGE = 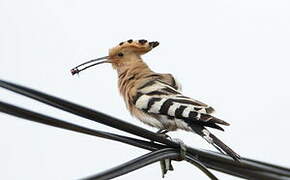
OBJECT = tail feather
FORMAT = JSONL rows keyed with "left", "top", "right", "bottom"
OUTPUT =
{"left": 209, "top": 117, "right": 230, "bottom": 126}
{"left": 208, "top": 131, "right": 240, "bottom": 161}
{"left": 200, "top": 115, "right": 230, "bottom": 126}
{"left": 200, "top": 122, "right": 225, "bottom": 131}
{"left": 191, "top": 126, "right": 240, "bottom": 161}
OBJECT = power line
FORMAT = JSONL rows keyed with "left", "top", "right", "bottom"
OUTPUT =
{"left": 0, "top": 79, "right": 289, "bottom": 179}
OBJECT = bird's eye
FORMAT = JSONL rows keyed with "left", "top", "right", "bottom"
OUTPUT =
{"left": 118, "top": 52, "right": 124, "bottom": 57}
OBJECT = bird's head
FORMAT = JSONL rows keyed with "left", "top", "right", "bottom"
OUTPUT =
{"left": 71, "top": 39, "right": 159, "bottom": 75}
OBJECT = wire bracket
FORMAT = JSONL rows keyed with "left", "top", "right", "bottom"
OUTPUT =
{"left": 173, "top": 138, "right": 187, "bottom": 161}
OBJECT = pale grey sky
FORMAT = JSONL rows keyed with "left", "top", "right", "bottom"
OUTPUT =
{"left": 0, "top": 0, "right": 289, "bottom": 179}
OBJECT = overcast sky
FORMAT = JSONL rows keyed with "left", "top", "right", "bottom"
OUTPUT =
{"left": 0, "top": 0, "right": 289, "bottom": 179}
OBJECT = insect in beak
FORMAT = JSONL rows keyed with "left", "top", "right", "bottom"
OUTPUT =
{"left": 71, "top": 56, "right": 110, "bottom": 75}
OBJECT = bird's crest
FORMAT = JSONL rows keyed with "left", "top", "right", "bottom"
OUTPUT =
{"left": 109, "top": 39, "right": 159, "bottom": 57}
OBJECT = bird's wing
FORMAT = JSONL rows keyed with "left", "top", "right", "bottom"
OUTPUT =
{"left": 158, "top": 73, "right": 182, "bottom": 91}
{"left": 157, "top": 73, "right": 215, "bottom": 114}
{"left": 133, "top": 79, "right": 228, "bottom": 130}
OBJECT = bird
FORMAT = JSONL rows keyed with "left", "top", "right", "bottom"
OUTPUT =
{"left": 71, "top": 39, "right": 240, "bottom": 161}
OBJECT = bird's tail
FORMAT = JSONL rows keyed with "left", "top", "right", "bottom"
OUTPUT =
{"left": 193, "top": 127, "right": 241, "bottom": 161}
{"left": 209, "top": 131, "right": 241, "bottom": 161}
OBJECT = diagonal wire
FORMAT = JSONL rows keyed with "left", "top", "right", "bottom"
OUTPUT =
{"left": 0, "top": 79, "right": 290, "bottom": 179}
{"left": 83, "top": 148, "right": 218, "bottom": 180}
{"left": 185, "top": 153, "right": 218, "bottom": 180}
{"left": 0, "top": 79, "right": 178, "bottom": 148}
{"left": 191, "top": 149, "right": 290, "bottom": 180}
{"left": 83, "top": 149, "right": 180, "bottom": 180}
{"left": 0, "top": 101, "right": 165, "bottom": 151}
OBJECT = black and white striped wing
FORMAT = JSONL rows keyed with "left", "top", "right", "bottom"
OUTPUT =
{"left": 158, "top": 74, "right": 214, "bottom": 113}
{"left": 133, "top": 79, "right": 229, "bottom": 130}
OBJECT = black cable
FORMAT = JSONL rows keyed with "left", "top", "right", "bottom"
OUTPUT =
{"left": 188, "top": 148, "right": 290, "bottom": 179}
{"left": 83, "top": 149, "right": 180, "bottom": 180}
{"left": 0, "top": 100, "right": 217, "bottom": 180}
{"left": 1, "top": 79, "right": 290, "bottom": 179}
{"left": 185, "top": 153, "right": 218, "bottom": 180}
{"left": 0, "top": 79, "right": 178, "bottom": 148}
{"left": 0, "top": 101, "right": 165, "bottom": 151}
{"left": 83, "top": 148, "right": 218, "bottom": 180}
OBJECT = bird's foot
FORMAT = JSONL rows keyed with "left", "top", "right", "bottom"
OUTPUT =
{"left": 153, "top": 129, "right": 175, "bottom": 178}
{"left": 155, "top": 129, "right": 171, "bottom": 140}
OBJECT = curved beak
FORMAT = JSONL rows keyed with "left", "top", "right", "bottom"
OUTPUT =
{"left": 71, "top": 56, "right": 109, "bottom": 75}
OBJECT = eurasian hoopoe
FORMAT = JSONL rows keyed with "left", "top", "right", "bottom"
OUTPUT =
{"left": 71, "top": 39, "right": 240, "bottom": 161}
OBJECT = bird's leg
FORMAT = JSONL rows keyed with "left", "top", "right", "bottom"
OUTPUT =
{"left": 156, "top": 129, "right": 170, "bottom": 139}
{"left": 156, "top": 129, "right": 168, "bottom": 134}
{"left": 151, "top": 129, "right": 170, "bottom": 143}
{"left": 153, "top": 129, "right": 174, "bottom": 178}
